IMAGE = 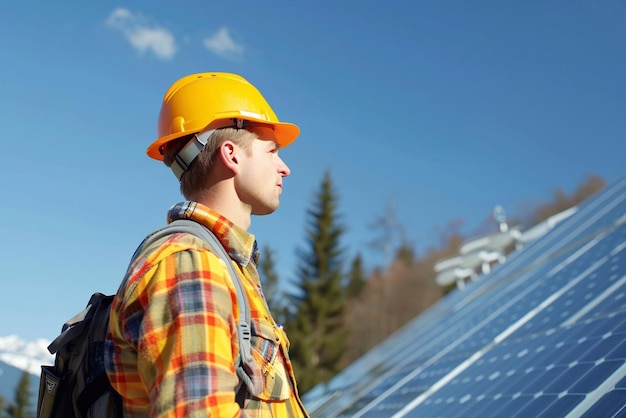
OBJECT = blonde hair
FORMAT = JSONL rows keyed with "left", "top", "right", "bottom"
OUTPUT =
{"left": 163, "top": 128, "right": 256, "bottom": 198}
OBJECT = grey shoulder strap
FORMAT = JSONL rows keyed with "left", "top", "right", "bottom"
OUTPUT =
{"left": 136, "top": 219, "right": 255, "bottom": 395}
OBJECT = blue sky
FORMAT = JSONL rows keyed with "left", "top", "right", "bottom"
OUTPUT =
{"left": 1, "top": 1, "right": 625, "bottom": 342}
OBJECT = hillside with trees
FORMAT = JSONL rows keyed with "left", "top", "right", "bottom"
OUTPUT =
{"left": 0, "top": 371, "right": 33, "bottom": 418}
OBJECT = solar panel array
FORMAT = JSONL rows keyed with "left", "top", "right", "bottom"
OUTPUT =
{"left": 302, "top": 178, "right": 626, "bottom": 418}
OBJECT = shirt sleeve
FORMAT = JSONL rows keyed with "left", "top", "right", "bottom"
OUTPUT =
{"left": 126, "top": 246, "right": 246, "bottom": 417}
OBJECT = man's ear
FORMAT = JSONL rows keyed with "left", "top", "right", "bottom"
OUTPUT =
{"left": 218, "top": 141, "right": 239, "bottom": 174}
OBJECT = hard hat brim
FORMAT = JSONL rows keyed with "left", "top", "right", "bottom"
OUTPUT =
{"left": 146, "top": 116, "right": 300, "bottom": 161}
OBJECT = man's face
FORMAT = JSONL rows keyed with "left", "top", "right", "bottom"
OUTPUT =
{"left": 235, "top": 137, "right": 291, "bottom": 215}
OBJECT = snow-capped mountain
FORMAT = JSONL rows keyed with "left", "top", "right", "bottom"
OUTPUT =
{"left": 0, "top": 335, "right": 54, "bottom": 376}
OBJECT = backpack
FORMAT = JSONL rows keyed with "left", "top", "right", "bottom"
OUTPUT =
{"left": 36, "top": 219, "right": 254, "bottom": 418}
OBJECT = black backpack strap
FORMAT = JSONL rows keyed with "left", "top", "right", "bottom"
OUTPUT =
{"left": 136, "top": 219, "right": 254, "bottom": 406}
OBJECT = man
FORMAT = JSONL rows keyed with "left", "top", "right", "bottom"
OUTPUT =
{"left": 105, "top": 72, "right": 309, "bottom": 417}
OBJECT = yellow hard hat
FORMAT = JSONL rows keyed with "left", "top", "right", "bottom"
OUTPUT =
{"left": 147, "top": 72, "right": 300, "bottom": 161}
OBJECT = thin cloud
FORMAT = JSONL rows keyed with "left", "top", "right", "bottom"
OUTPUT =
{"left": 203, "top": 27, "right": 244, "bottom": 59}
{"left": 105, "top": 8, "right": 177, "bottom": 60}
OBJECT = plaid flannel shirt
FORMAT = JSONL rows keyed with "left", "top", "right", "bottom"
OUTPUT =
{"left": 105, "top": 201, "right": 309, "bottom": 417}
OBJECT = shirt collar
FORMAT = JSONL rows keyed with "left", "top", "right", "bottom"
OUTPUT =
{"left": 166, "top": 201, "right": 257, "bottom": 267}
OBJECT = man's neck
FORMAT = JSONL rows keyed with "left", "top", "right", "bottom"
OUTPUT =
{"left": 192, "top": 187, "right": 251, "bottom": 231}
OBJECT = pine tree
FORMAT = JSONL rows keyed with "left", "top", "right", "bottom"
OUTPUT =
{"left": 346, "top": 252, "right": 366, "bottom": 298}
{"left": 395, "top": 241, "right": 415, "bottom": 266}
{"left": 287, "top": 171, "right": 346, "bottom": 393}
{"left": 259, "top": 244, "right": 287, "bottom": 325}
{"left": 7, "top": 371, "right": 33, "bottom": 418}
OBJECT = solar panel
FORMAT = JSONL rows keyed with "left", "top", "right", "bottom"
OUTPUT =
{"left": 303, "top": 178, "right": 626, "bottom": 417}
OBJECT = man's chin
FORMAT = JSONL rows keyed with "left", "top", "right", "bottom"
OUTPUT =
{"left": 252, "top": 204, "right": 279, "bottom": 216}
